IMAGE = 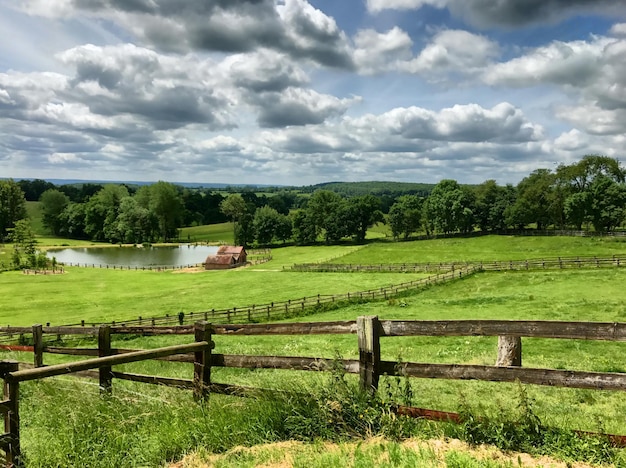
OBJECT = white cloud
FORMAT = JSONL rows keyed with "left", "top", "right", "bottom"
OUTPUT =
{"left": 353, "top": 27, "right": 413, "bottom": 74}
{"left": 402, "top": 29, "right": 499, "bottom": 78}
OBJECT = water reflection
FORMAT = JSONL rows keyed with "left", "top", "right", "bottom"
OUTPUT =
{"left": 47, "top": 244, "right": 219, "bottom": 267}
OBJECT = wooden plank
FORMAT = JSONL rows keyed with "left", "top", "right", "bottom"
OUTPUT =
{"left": 111, "top": 372, "right": 194, "bottom": 389}
{"left": 8, "top": 342, "right": 209, "bottom": 382}
{"left": 111, "top": 325, "right": 194, "bottom": 335}
{"left": 194, "top": 321, "right": 212, "bottom": 401}
{"left": 213, "top": 321, "right": 358, "bottom": 335}
{"left": 211, "top": 354, "right": 359, "bottom": 373}
{"left": 381, "top": 320, "right": 626, "bottom": 341}
{"left": 42, "top": 326, "right": 99, "bottom": 335}
{"left": 32, "top": 324, "right": 44, "bottom": 368}
{"left": 98, "top": 326, "right": 112, "bottom": 395}
{"left": 44, "top": 347, "right": 99, "bottom": 356}
{"left": 358, "top": 316, "right": 381, "bottom": 393}
{"left": 0, "top": 399, "right": 11, "bottom": 414}
{"left": 381, "top": 361, "right": 626, "bottom": 391}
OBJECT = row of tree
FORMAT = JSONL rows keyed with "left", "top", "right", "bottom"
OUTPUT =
{"left": 2, "top": 155, "right": 626, "bottom": 247}
{"left": 387, "top": 155, "right": 626, "bottom": 239}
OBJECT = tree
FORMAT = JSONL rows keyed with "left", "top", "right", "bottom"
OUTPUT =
{"left": 18, "top": 179, "right": 55, "bottom": 201}
{"left": 275, "top": 214, "right": 293, "bottom": 244}
{"left": 474, "top": 180, "right": 516, "bottom": 232}
{"left": 588, "top": 176, "right": 626, "bottom": 232}
{"left": 508, "top": 169, "right": 555, "bottom": 230}
{"left": 306, "top": 190, "right": 347, "bottom": 243}
{"left": 137, "top": 182, "right": 183, "bottom": 242}
{"left": 112, "top": 197, "right": 156, "bottom": 244}
{"left": 291, "top": 210, "right": 318, "bottom": 245}
{"left": 58, "top": 203, "right": 88, "bottom": 239}
{"left": 84, "top": 184, "right": 129, "bottom": 241}
{"left": 345, "top": 195, "right": 384, "bottom": 243}
{"left": 388, "top": 195, "right": 422, "bottom": 240}
{"left": 220, "top": 194, "right": 249, "bottom": 242}
{"left": 423, "top": 180, "right": 475, "bottom": 234}
{"left": 253, "top": 205, "right": 281, "bottom": 245}
{"left": 40, "top": 189, "right": 70, "bottom": 235}
{"left": 9, "top": 219, "right": 37, "bottom": 268}
{"left": 0, "top": 179, "right": 28, "bottom": 241}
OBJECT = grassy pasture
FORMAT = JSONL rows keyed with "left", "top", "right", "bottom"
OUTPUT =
{"left": 179, "top": 222, "right": 235, "bottom": 243}
{"left": 334, "top": 234, "right": 626, "bottom": 264}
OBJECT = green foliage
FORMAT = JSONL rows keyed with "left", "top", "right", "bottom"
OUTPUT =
{"left": 0, "top": 179, "right": 28, "bottom": 241}
{"left": 423, "top": 180, "right": 475, "bottom": 234}
{"left": 388, "top": 195, "right": 423, "bottom": 240}
{"left": 9, "top": 219, "right": 38, "bottom": 268}
{"left": 39, "top": 189, "right": 70, "bottom": 235}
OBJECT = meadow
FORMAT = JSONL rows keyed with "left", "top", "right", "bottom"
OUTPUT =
{"left": 2, "top": 234, "right": 626, "bottom": 466}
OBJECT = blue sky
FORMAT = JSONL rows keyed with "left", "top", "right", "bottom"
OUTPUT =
{"left": 1, "top": 0, "right": 625, "bottom": 186}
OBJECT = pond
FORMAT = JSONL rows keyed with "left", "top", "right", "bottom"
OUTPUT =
{"left": 47, "top": 244, "right": 219, "bottom": 268}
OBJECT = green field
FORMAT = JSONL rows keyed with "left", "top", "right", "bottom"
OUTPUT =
{"left": 334, "top": 234, "right": 626, "bottom": 264}
{"left": 179, "top": 222, "right": 235, "bottom": 243}
{"left": 2, "top": 235, "right": 626, "bottom": 466}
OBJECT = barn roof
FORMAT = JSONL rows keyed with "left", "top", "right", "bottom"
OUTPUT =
{"left": 204, "top": 255, "right": 235, "bottom": 265}
{"left": 217, "top": 245, "right": 245, "bottom": 256}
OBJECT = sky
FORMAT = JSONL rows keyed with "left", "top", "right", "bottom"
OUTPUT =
{"left": 1, "top": 0, "right": 625, "bottom": 186}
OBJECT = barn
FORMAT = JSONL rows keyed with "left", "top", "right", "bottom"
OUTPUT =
{"left": 204, "top": 246, "right": 247, "bottom": 270}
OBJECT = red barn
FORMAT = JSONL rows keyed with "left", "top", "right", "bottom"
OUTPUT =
{"left": 204, "top": 246, "right": 247, "bottom": 270}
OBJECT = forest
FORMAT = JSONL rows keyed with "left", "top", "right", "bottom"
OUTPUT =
{"left": 1, "top": 154, "right": 625, "bottom": 248}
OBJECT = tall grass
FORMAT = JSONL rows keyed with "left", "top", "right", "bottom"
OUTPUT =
{"left": 18, "top": 363, "right": 625, "bottom": 467}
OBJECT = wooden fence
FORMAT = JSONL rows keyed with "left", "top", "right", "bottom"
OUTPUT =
{"left": 0, "top": 322, "right": 212, "bottom": 467}
{"left": 291, "top": 255, "right": 626, "bottom": 273}
{"left": 2, "top": 317, "right": 626, "bottom": 464}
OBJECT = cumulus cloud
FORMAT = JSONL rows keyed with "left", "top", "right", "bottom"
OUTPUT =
{"left": 19, "top": 0, "right": 355, "bottom": 69}
{"left": 401, "top": 29, "right": 498, "bottom": 77}
{"left": 485, "top": 36, "right": 626, "bottom": 135}
{"left": 353, "top": 27, "right": 413, "bottom": 73}
{"left": 367, "top": 0, "right": 626, "bottom": 28}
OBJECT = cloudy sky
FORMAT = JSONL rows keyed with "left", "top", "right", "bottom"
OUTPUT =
{"left": 1, "top": 1, "right": 625, "bottom": 186}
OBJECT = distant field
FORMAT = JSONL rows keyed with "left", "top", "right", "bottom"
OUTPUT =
{"left": 333, "top": 234, "right": 626, "bottom": 264}
{"left": 179, "top": 222, "right": 234, "bottom": 243}
{"left": 26, "top": 201, "right": 46, "bottom": 235}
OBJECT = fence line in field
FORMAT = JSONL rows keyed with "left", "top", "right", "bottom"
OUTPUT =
{"left": 290, "top": 255, "right": 626, "bottom": 273}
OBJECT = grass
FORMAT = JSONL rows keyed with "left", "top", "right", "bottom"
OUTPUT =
{"left": 179, "top": 223, "right": 235, "bottom": 244}
{"left": 334, "top": 235, "right": 626, "bottom": 264}
{"left": 0, "top": 266, "right": 428, "bottom": 326}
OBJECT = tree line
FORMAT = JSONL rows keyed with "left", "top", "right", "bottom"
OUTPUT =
{"left": 1, "top": 155, "right": 626, "bottom": 249}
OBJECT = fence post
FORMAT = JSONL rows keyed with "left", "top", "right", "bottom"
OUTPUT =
{"left": 495, "top": 336, "right": 522, "bottom": 367}
{"left": 357, "top": 316, "right": 381, "bottom": 394}
{"left": 98, "top": 326, "right": 113, "bottom": 395}
{"left": 194, "top": 321, "right": 212, "bottom": 401}
{"left": 2, "top": 361, "right": 20, "bottom": 467}
{"left": 32, "top": 324, "right": 43, "bottom": 368}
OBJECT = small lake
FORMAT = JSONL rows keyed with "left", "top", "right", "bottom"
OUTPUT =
{"left": 47, "top": 245, "right": 219, "bottom": 267}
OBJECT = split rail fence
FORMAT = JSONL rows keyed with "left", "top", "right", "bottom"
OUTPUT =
{"left": 291, "top": 255, "right": 626, "bottom": 273}
{"left": 2, "top": 317, "right": 626, "bottom": 465}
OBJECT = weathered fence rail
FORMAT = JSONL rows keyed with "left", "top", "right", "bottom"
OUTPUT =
{"left": 291, "top": 255, "right": 626, "bottom": 273}
{"left": 0, "top": 322, "right": 213, "bottom": 466}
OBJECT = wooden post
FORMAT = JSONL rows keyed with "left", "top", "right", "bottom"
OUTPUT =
{"left": 357, "top": 316, "right": 381, "bottom": 394}
{"left": 194, "top": 321, "right": 212, "bottom": 401}
{"left": 495, "top": 336, "right": 522, "bottom": 367}
{"left": 32, "top": 324, "right": 44, "bottom": 368}
{"left": 98, "top": 326, "right": 113, "bottom": 395}
{"left": 1, "top": 361, "right": 20, "bottom": 467}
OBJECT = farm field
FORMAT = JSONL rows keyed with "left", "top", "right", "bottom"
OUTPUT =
{"left": 2, "top": 235, "right": 626, "bottom": 466}
{"left": 333, "top": 235, "right": 626, "bottom": 264}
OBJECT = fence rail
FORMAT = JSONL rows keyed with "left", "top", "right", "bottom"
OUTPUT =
{"left": 291, "top": 255, "right": 626, "bottom": 273}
